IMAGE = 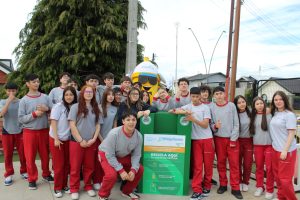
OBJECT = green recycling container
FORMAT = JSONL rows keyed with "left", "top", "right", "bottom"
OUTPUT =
{"left": 139, "top": 112, "right": 192, "bottom": 195}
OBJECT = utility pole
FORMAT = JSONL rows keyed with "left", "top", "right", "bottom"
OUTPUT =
{"left": 225, "top": 0, "right": 235, "bottom": 101}
{"left": 125, "top": 0, "right": 138, "bottom": 75}
{"left": 230, "top": 0, "right": 242, "bottom": 102}
{"left": 175, "top": 22, "right": 179, "bottom": 82}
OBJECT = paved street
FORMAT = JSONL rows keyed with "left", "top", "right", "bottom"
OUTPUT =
{"left": 1, "top": 162, "right": 299, "bottom": 200}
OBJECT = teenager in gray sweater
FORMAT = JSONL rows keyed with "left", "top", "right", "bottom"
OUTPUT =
{"left": 98, "top": 112, "right": 143, "bottom": 200}
{"left": 68, "top": 85, "right": 102, "bottom": 200}
{"left": 0, "top": 82, "right": 27, "bottom": 186}
{"left": 48, "top": 72, "right": 70, "bottom": 104}
{"left": 152, "top": 88, "right": 174, "bottom": 111}
{"left": 18, "top": 74, "right": 53, "bottom": 190}
{"left": 250, "top": 97, "right": 274, "bottom": 199}
{"left": 270, "top": 91, "right": 297, "bottom": 200}
{"left": 210, "top": 86, "right": 242, "bottom": 199}
{"left": 173, "top": 77, "right": 191, "bottom": 108}
{"left": 96, "top": 72, "right": 115, "bottom": 104}
{"left": 234, "top": 95, "right": 252, "bottom": 193}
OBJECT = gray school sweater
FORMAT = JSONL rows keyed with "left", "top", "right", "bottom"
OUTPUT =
{"left": 0, "top": 99, "right": 22, "bottom": 134}
{"left": 152, "top": 96, "right": 175, "bottom": 111}
{"left": 48, "top": 87, "right": 64, "bottom": 104}
{"left": 99, "top": 126, "right": 143, "bottom": 172}
{"left": 253, "top": 114, "right": 272, "bottom": 145}
{"left": 239, "top": 111, "right": 251, "bottom": 138}
{"left": 18, "top": 93, "right": 52, "bottom": 130}
{"left": 210, "top": 101, "right": 239, "bottom": 141}
{"left": 173, "top": 94, "right": 191, "bottom": 108}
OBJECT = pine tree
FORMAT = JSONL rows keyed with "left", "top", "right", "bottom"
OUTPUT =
{"left": 8, "top": 0, "right": 146, "bottom": 96}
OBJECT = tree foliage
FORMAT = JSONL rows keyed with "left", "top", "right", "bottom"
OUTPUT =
{"left": 8, "top": 0, "right": 146, "bottom": 96}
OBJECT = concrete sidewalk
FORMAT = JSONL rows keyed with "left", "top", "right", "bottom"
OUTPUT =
{"left": 1, "top": 162, "right": 299, "bottom": 200}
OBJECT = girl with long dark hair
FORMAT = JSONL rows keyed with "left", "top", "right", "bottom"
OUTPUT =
{"left": 270, "top": 91, "right": 297, "bottom": 200}
{"left": 49, "top": 86, "right": 77, "bottom": 198}
{"left": 101, "top": 88, "right": 118, "bottom": 139}
{"left": 116, "top": 87, "right": 157, "bottom": 129}
{"left": 68, "top": 85, "right": 102, "bottom": 200}
{"left": 250, "top": 97, "right": 274, "bottom": 199}
{"left": 141, "top": 90, "right": 150, "bottom": 105}
{"left": 233, "top": 95, "right": 252, "bottom": 192}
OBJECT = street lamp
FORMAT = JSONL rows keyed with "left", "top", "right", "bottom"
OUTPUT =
{"left": 208, "top": 30, "right": 226, "bottom": 74}
{"left": 188, "top": 28, "right": 208, "bottom": 74}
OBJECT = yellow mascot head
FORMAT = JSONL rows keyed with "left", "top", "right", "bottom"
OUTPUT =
{"left": 131, "top": 57, "right": 160, "bottom": 103}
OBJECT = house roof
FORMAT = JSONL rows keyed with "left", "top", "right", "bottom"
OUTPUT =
{"left": 259, "top": 78, "right": 300, "bottom": 94}
{"left": 237, "top": 75, "right": 271, "bottom": 82}
{"left": 0, "top": 59, "right": 14, "bottom": 73}
{"left": 274, "top": 79, "right": 300, "bottom": 94}
{"left": 186, "top": 72, "right": 226, "bottom": 81}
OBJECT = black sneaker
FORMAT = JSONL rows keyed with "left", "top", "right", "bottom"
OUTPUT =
{"left": 121, "top": 192, "right": 140, "bottom": 199}
{"left": 120, "top": 180, "right": 127, "bottom": 191}
{"left": 28, "top": 182, "right": 37, "bottom": 190}
{"left": 63, "top": 186, "right": 70, "bottom": 194}
{"left": 202, "top": 189, "right": 210, "bottom": 197}
{"left": 43, "top": 175, "right": 54, "bottom": 183}
{"left": 211, "top": 179, "right": 218, "bottom": 185}
{"left": 217, "top": 186, "right": 227, "bottom": 194}
{"left": 231, "top": 190, "right": 243, "bottom": 199}
{"left": 190, "top": 192, "right": 204, "bottom": 200}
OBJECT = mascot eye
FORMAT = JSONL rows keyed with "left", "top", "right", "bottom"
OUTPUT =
{"left": 138, "top": 75, "right": 157, "bottom": 85}
{"left": 139, "top": 75, "right": 148, "bottom": 84}
{"left": 148, "top": 77, "right": 157, "bottom": 85}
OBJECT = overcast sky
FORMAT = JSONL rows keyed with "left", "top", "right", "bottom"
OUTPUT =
{"left": 1, "top": 0, "right": 300, "bottom": 85}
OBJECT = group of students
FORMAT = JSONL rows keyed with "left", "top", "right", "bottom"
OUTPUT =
{"left": 0, "top": 72, "right": 298, "bottom": 200}
{"left": 169, "top": 84, "right": 297, "bottom": 200}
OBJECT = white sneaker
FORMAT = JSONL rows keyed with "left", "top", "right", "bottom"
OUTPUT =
{"left": 87, "top": 190, "right": 96, "bottom": 197}
{"left": 98, "top": 197, "right": 109, "bottom": 200}
{"left": 21, "top": 173, "right": 28, "bottom": 180}
{"left": 240, "top": 184, "right": 243, "bottom": 191}
{"left": 254, "top": 187, "right": 264, "bottom": 197}
{"left": 265, "top": 192, "right": 274, "bottom": 200}
{"left": 4, "top": 176, "right": 13, "bottom": 186}
{"left": 71, "top": 193, "right": 79, "bottom": 200}
{"left": 121, "top": 192, "right": 140, "bottom": 199}
{"left": 93, "top": 183, "right": 101, "bottom": 190}
{"left": 242, "top": 184, "right": 249, "bottom": 192}
{"left": 54, "top": 190, "right": 63, "bottom": 198}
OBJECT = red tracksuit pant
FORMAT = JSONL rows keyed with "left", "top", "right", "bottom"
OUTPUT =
{"left": 214, "top": 136, "right": 240, "bottom": 190}
{"left": 49, "top": 137, "right": 69, "bottom": 191}
{"left": 98, "top": 151, "right": 144, "bottom": 198}
{"left": 272, "top": 148, "right": 297, "bottom": 200}
{"left": 93, "top": 139, "right": 104, "bottom": 186}
{"left": 191, "top": 138, "right": 215, "bottom": 193}
{"left": 23, "top": 128, "right": 51, "bottom": 182}
{"left": 254, "top": 145, "right": 274, "bottom": 193}
{"left": 69, "top": 141, "right": 97, "bottom": 193}
{"left": 239, "top": 138, "right": 253, "bottom": 185}
{"left": 2, "top": 133, "right": 27, "bottom": 177}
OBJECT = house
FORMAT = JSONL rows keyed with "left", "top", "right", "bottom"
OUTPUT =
{"left": 235, "top": 76, "right": 256, "bottom": 97}
{"left": 258, "top": 78, "right": 300, "bottom": 109}
{"left": 235, "top": 75, "right": 271, "bottom": 97}
{"left": 186, "top": 72, "right": 226, "bottom": 88}
{"left": 0, "top": 59, "right": 14, "bottom": 85}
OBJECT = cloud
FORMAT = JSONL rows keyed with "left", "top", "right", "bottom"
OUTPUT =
{"left": 138, "top": 0, "right": 300, "bottom": 84}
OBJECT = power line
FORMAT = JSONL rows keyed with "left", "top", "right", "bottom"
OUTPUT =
{"left": 242, "top": 1, "right": 300, "bottom": 44}
{"left": 247, "top": 0, "right": 300, "bottom": 42}
{"left": 244, "top": 1, "right": 300, "bottom": 44}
